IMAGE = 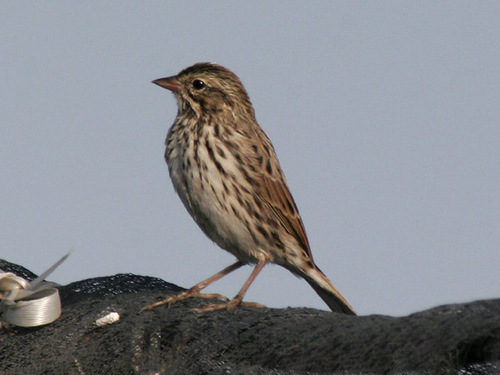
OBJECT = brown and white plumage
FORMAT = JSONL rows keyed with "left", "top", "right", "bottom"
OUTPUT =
{"left": 145, "top": 63, "right": 355, "bottom": 314}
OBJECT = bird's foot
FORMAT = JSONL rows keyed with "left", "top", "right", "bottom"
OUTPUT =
{"left": 140, "top": 289, "right": 229, "bottom": 312}
{"left": 191, "top": 298, "right": 266, "bottom": 313}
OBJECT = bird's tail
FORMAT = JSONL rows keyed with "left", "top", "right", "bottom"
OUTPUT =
{"left": 303, "top": 267, "right": 356, "bottom": 315}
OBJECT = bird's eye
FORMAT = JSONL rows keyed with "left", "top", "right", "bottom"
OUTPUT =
{"left": 192, "top": 80, "right": 206, "bottom": 90}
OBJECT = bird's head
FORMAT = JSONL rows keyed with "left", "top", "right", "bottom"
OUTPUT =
{"left": 153, "top": 63, "right": 255, "bottom": 120}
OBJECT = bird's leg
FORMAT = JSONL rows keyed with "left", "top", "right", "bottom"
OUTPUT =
{"left": 192, "top": 261, "right": 267, "bottom": 313}
{"left": 141, "top": 261, "right": 244, "bottom": 311}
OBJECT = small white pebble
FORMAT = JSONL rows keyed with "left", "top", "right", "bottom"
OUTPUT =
{"left": 95, "top": 312, "right": 120, "bottom": 327}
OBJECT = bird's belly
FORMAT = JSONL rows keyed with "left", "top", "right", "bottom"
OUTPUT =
{"left": 168, "top": 149, "right": 265, "bottom": 263}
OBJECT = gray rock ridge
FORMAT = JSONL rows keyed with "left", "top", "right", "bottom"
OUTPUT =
{"left": 0, "top": 259, "right": 499, "bottom": 374}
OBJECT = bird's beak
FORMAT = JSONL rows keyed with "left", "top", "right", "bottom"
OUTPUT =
{"left": 152, "top": 75, "right": 182, "bottom": 93}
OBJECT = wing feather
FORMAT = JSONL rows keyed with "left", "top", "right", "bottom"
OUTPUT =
{"left": 257, "top": 158, "right": 313, "bottom": 260}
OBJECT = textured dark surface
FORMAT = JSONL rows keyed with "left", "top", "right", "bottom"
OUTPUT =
{"left": 1, "top": 259, "right": 499, "bottom": 374}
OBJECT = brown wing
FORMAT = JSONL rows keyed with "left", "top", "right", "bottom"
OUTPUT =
{"left": 256, "top": 157, "right": 313, "bottom": 261}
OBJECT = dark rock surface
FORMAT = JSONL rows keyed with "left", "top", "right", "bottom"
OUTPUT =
{"left": 1, "top": 259, "right": 499, "bottom": 374}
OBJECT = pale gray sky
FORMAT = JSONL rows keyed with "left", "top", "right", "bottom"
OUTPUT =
{"left": 1, "top": 2, "right": 499, "bottom": 316}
